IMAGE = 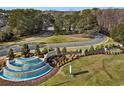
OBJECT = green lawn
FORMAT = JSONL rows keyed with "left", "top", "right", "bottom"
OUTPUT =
{"left": 43, "top": 35, "right": 91, "bottom": 44}
{"left": 0, "top": 35, "right": 91, "bottom": 46}
{"left": 41, "top": 54, "right": 124, "bottom": 86}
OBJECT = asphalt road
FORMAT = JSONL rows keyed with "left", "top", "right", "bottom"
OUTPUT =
{"left": 0, "top": 35, "right": 107, "bottom": 57}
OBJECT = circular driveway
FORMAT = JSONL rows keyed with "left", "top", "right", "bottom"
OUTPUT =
{"left": 0, "top": 35, "right": 107, "bottom": 57}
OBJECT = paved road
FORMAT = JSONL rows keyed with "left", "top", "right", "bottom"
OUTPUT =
{"left": 0, "top": 35, "right": 107, "bottom": 57}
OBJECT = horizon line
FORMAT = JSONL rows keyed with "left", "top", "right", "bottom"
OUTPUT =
{"left": 0, "top": 7, "right": 123, "bottom": 11}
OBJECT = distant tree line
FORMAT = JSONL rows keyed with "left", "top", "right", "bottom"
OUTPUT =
{"left": 0, "top": 8, "right": 101, "bottom": 42}
{"left": 0, "top": 8, "right": 124, "bottom": 44}
{"left": 53, "top": 9, "right": 100, "bottom": 35}
{"left": 7, "top": 9, "right": 54, "bottom": 36}
{"left": 0, "top": 32, "right": 14, "bottom": 42}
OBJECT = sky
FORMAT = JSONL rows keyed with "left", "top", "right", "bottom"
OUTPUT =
{"left": 0, "top": 7, "right": 123, "bottom": 11}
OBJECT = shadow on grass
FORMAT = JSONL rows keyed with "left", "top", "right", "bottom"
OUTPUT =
{"left": 72, "top": 70, "right": 89, "bottom": 77}
{"left": 52, "top": 80, "right": 70, "bottom": 86}
{"left": 52, "top": 71, "right": 89, "bottom": 86}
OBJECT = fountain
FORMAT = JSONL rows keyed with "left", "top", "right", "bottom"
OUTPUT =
{"left": 0, "top": 56, "right": 53, "bottom": 81}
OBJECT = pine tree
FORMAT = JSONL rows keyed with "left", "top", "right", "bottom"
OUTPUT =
{"left": 8, "top": 48, "right": 15, "bottom": 60}
{"left": 100, "top": 44, "right": 104, "bottom": 49}
{"left": 48, "top": 47, "right": 54, "bottom": 52}
{"left": 76, "top": 49, "right": 79, "bottom": 53}
{"left": 21, "top": 44, "right": 30, "bottom": 57}
{"left": 79, "top": 49, "right": 82, "bottom": 53}
{"left": 35, "top": 44, "right": 41, "bottom": 56}
{"left": 62, "top": 47, "right": 67, "bottom": 54}
{"left": 84, "top": 49, "right": 89, "bottom": 56}
{"left": 89, "top": 46, "right": 95, "bottom": 54}
{"left": 42, "top": 48, "right": 48, "bottom": 54}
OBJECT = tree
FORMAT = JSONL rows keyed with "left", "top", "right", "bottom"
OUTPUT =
{"left": 35, "top": 44, "right": 41, "bottom": 56}
{"left": 8, "top": 48, "right": 15, "bottom": 60}
{"left": 1, "top": 9, "right": 102, "bottom": 40}
{"left": 76, "top": 49, "right": 79, "bottom": 53}
{"left": 63, "top": 15, "right": 72, "bottom": 34}
{"left": 53, "top": 14, "right": 64, "bottom": 35}
{"left": 84, "top": 49, "right": 89, "bottom": 56}
{"left": 89, "top": 46, "right": 95, "bottom": 54}
{"left": 70, "top": 11, "right": 80, "bottom": 32}
{"left": 42, "top": 48, "right": 48, "bottom": 54}
{"left": 100, "top": 44, "right": 104, "bottom": 49}
{"left": 76, "top": 9, "right": 100, "bottom": 34}
{"left": 105, "top": 45, "right": 109, "bottom": 49}
{"left": 111, "top": 24, "right": 124, "bottom": 45}
{"left": 79, "top": 49, "right": 82, "bottom": 53}
{"left": 48, "top": 47, "right": 54, "bottom": 52}
{"left": 91, "top": 8, "right": 100, "bottom": 15}
{"left": 95, "top": 45, "right": 100, "bottom": 50}
{"left": 42, "top": 14, "right": 54, "bottom": 31}
{"left": 0, "top": 32, "right": 14, "bottom": 42}
{"left": 62, "top": 47, "right": 67, "bottom": 54}
{"left": 21, "top": 44, "right": 30, "bottom": 57}
{"left": 7, "top": 9, "right": 44, "bottom": 36}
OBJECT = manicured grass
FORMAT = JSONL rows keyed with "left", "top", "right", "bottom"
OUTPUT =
{"left": 18, "top": 35, "right": 91, "bottom": 46}
{"left": 41, "top": 54, "right": 124, "bottom": 86}
{"left": 43, "top": 35, "right": 91, "bottom": 44}
{"left": 0, "top": 36, "right": 44, "bottom": 46}
{"left": 0, "top": 35, "right": 91, "bottom": 46}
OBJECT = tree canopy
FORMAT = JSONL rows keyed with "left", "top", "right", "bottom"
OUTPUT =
{"left": 111, "top": 24, "right": 124, "bottom": 45}
{"left": 0, "top": 8, "right": 103, "bottom": 42}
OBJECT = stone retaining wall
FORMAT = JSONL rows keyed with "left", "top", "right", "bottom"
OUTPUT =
{"left": 0, "top": 67, "right": 59, "bottom": 86}
{"left": 6, "top": 60, "right": 45, "bottom": 71}
{"left": 43, "top": 50, "right": 57, "bottom": 62}
{"left": 15, "top": 57, "right": 38, "bottom": 64}
{"left": 6, "top": 61, "right": 22, "bottom": 71}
